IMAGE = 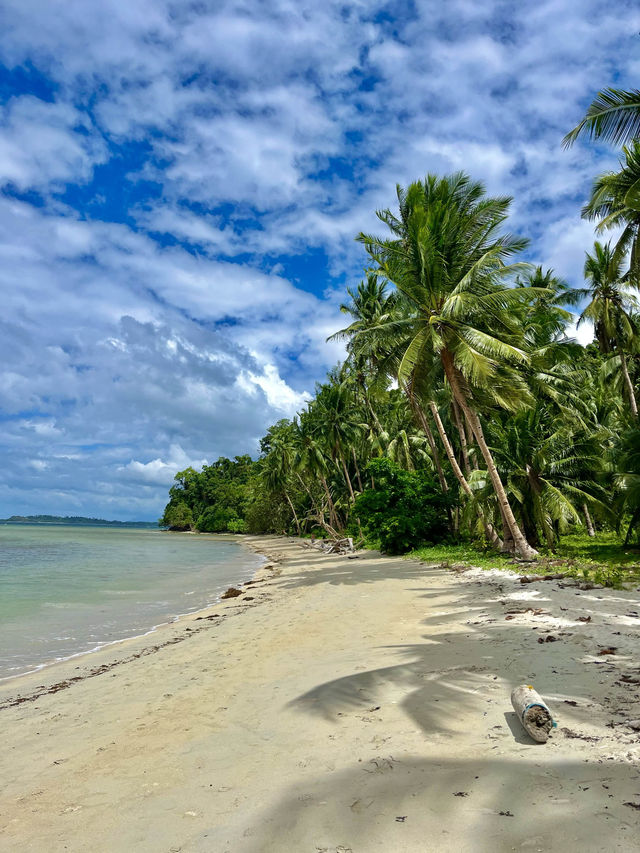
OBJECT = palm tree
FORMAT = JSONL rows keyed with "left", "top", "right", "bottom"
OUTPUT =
{"left": 563, "top": 88, "right": 640, "bottom": 148}
{"left": 582, "top": 141, "right": 640, "bottom": 284}
{"left": 576, "top": 241, "right": 639, "bottom": 418}
{"left": 293, "top": 412, "right": 341, "bottom": 533}
{"left": 490, "top": 404, "right": 608, "bottom": 549}
{"left": 308, "top": 381, "right": 365, "bottom": 503}
{"left": 261, "top": 433, "right": 302, "bottom": 536}
{"left": 358, "top": 173, "right": 545, "bottom": 559}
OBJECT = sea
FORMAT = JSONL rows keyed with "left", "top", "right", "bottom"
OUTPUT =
{"left": 0, "top": 524, "right": 263, "bottom": 680}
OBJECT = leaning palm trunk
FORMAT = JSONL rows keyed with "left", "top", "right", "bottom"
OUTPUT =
{"left": 441, "top": 354, "right": 538, "bottom": 560}
{"left": 428, "top": 401, "right": 503, "bottom": 550}
{"left": 409, "top": 394, "right": 449, "bottom": 493}
{"left": 619, "top": 350, "right": 638, "bottom": 418}
{"left": 405, "top": 392, "right": 453, "bottom": 530}
{"left": 320, "top": 474, "right": 339, "bottom": 529}
{"left": 284, "top": 491, "right": 302, "bottom": 537}
{"left": 351, "top": 447, "right": 363, "bottom": 492}
{"left": 452, "top": 398, "right": 472, "bottom": 476}
{"left": 498, "top": 503, "right": 515, "bottom": 554}
{"left": 339, "top": 454, "right": 356, "bottom": 503}
{"left": 583, "top": 503, "right": 596, "bottom": 537}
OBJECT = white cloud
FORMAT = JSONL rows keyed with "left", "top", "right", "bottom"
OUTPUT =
{"left": 1, "top": 0, "right": 638, "bottom": 517}
{"left": 120, "top": 445, "right": 208, "bottom": 485}
{"left": 0, "top": 97, "right": 106, "bottom": 190}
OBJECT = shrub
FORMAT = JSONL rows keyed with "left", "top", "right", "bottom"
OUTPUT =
{"left": 162, "top": 502, "right": 194, "bottom": 531}
{"left": 355, "top": 458, "right": 451, "bottom": 555}
{"left": 196, "top": 506, "right": 239, "bottom": 532}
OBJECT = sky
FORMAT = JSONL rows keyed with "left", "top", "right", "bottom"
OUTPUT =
{"left": 0, "top": 1, "right": 638, "bottom": 520}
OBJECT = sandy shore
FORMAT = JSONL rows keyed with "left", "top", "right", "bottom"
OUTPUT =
{"left": 1, "top": 536, "right": 639, "bottom": 852}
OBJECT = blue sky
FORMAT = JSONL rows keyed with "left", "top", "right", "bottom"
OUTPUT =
{"left": 0, "top": 0, "right": 638, "bottom": 520}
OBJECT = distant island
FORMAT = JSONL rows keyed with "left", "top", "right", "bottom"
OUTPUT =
{"left": 0, "top": 515, "right": 158, "bottom": 528}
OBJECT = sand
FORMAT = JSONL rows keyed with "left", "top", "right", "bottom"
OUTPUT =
{"left": 1, "top": 536, "right": 639, "bottom": 852}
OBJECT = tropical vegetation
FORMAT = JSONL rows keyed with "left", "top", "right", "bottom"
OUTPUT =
{"left": 161, "top": 87, "right": 640, "bottom": 584}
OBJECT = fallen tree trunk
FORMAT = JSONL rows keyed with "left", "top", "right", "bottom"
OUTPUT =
{"left": 511, "top": 684, "right": 555, "bottom": 743}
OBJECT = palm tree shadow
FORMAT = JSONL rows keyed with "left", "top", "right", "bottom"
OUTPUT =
{"left": 236, "top": 754, "right": 639, "bottom": 853}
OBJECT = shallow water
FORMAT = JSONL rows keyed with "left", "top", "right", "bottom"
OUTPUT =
{"left": 0, "top": 525, "right": 262, "bottom": 679}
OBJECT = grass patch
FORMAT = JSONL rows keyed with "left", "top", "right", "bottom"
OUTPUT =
{"left": 406, "top": 532, "right": 640, "bottom": 588}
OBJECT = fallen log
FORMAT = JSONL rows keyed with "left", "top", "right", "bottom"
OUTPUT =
{"left": 511, "top": 684, "right": 556, "bottom": 743}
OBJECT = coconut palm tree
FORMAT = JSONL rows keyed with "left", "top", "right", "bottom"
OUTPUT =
{"left": 582, "top": 141, "right": 640, "bottom": 284}
{"left": 261, "top": 432, "right": 302, "bottom": 536}
{"left": 358, "top": 172, "right": 546, "bottom": 559}
{"left": 489, "top": 404, "right": 609, "bottom": 549}
{"left": 576, "top": 241, "right": 640, "bottom": 418}
{"left": 563, "top": 88, "right": 640, "bottom": 149}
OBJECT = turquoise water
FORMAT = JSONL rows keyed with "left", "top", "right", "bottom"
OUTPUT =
{"left": 0, "top": 525, "right": 262, "bottom": 679}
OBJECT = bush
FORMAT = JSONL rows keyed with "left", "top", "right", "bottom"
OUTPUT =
{"left": 162, "top": 502, "right": 194, "bottom": 531}
{"left": 354, "top": 458, "right": 451, "bottom": 555}
{"left": 196, "top": 506, "right": 239, "bottom": 532}
{"left": 227, "top": 518, "right": 247, "bottom": 533}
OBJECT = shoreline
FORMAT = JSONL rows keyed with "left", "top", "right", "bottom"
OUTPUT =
{"left": 1, "top": 537, "right": 639, "bottom": 851}
{"left": 0, "top": 532, "right": 267, "bottom": 691}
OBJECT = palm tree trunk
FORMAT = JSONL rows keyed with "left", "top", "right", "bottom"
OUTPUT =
{"left": 351, "top": 447, "right": 363, "bottom": 492}
{"left": 284, "top": 491, "right": 301, "bottom": 537}
{"left": 498, "top": 504, "right": 515, "bottom": 554}
{"left": 340, "top": 454, "right": 356, "bottom": 503}
{"left": 406, "top": 393, "right": 454, "bottom": 531}
{"left": 428, "top": 400, "right": 503, "bottom": 550}
{"left": 411, "top": 398, "right": 448, "bottom": 492}
{"left": 464, "top": 415, "right": 479, "bottom": 470}
{"left": 296, "top": 473, "right": 322, "bottom": 519}
{"left": 583, "top": 503, "right": 595, "bottom": 537}
{"left": 320, "top": 474, "right": 339, "bottom": 529}
{"left": 452, "top": 398, "right": 472, "bottom": 476}
{"left": 619, "top": 350, "right": 638, "bottom": 418}
{"left": 526, "top": 467, "right": 554, "bottom": 550}
{"left": 442, "top": 354, "right": 538, "bottom": 560}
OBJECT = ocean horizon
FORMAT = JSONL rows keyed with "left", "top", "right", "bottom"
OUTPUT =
{"left": 0, "top": 525, "right": 263, "bottom": 680}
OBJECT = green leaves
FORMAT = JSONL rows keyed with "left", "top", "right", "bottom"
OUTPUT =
{"left": 563, "top": 88, "right": 640, "bottom": 148}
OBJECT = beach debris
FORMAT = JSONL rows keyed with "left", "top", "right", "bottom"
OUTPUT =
{"left": 499, "top": 810, "right": 514, "bottom": 817}
{"left": 597, "top": 647, "right": 618, "bottom": 655}
{"left": 505, "top": 607, "right": 547, "bottom": 620}
{"left": 520, "top": 573, "right": 565, "bottom": 584}
{"left": 305, "top": 536, "right": 355, "bottom": 555}
{"left": 577, "top": 615, "right": 592, "bottom": 623}
{"left": 221, "top": 587, "right": 243, "bottom": 599}
{"left": 560, "top": 728, "right": 601, "bottom": 742}
{"left": 537, "top": 635, "right": 558, "bottom": 643}
{"left": 453, "top": 791, "right": 469, "bottom": 797}
{"left": 395, "top": 815, "right": 407, "bottom": 822}
{"left": 623, "top": 802, "right": 640, "bottom": 810}
{"left": 511, "top": 684, "right": 555, "bottom": 743}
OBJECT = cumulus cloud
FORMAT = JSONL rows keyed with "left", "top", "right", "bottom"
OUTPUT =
{"left": 0, "top": 0, "right": 637, "bottom": 516}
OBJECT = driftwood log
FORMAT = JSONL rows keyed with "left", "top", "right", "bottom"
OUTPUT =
{"left": 511, "top": 684, "right": 555, "bottom": 743}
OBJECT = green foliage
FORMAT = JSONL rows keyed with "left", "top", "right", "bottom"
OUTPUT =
{"left": 163, "top": 455, "right": 256, "bottom": 534}
{"left": 196, "top": 505, "right": 239, "bottom": 533}
{"left": 354, "top": 458, "right": 451, "bottom": 554}
{"left": 159, "top": 164, "right": 640, "bottom": 565}
{"left": 161, "top": 502, "right": 193, "bottom": 531}
{"left": 408, "top": 532, "right": 640, "bottom": 588}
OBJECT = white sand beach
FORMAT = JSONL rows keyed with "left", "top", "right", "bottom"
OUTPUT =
{"left": 1, "top": 536, "right": 639, "bottom": 852}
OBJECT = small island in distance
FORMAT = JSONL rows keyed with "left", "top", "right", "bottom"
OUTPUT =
{"left": 0, "top": 515, "right": 158, "bottom": 528}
